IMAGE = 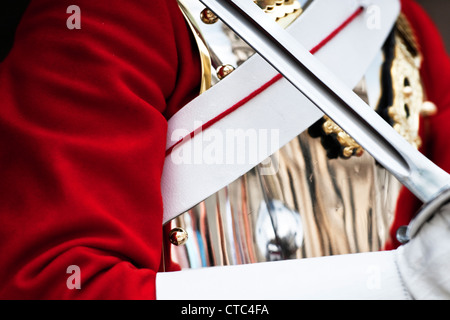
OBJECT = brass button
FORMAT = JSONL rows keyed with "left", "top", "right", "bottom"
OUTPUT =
{"left": 200, "top": 8, "right": 219, "bottom": 24}
{"left": 216, "top": 64, "right": 235, "bottom": 80}
{"left": 169, "top": 227, "right": 188, "bottom": 246}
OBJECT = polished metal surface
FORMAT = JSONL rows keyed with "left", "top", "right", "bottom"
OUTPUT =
{"left": 162, "top": 0, "right": 448, "bottom": 272}
{"left": 199, "top": 0, "right": 450, "bottom": 205}
{"left": 169, "top": 227, "right": 189, "bottom": 246}
{"left": 177, "top": 0, "right": 212, "bottom": 93}
{"left": 165, "top": 131, "right": 402, "bottom": 270}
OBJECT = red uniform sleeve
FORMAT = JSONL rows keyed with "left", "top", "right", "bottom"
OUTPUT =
{"left": 0, "top": 0, "right": 200, "bottom": 299}
{"left": 387, "top": 0, "right": 450, "bottom": 249}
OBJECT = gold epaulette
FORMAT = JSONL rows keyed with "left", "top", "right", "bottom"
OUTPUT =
{"left": 387, "top": 13, "right": 424, "bottom": 149}
{"left": 395, "top": 13, "right": 420, "bottom": 58}
{"left": 310, "top": 13, "right": 434, "bottom": 159}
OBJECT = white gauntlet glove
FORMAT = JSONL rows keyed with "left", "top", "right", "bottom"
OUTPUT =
{"left": 157, "top": 203, "right": 450, "bottom": 300}
{"left": 396, "top": 202, "right": 450, "bottom": 300}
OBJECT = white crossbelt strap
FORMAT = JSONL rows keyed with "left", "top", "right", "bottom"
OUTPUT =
{"left": 156, "top": 250, "right": 410, "bottom": 300}
{"left": 162, "top": 0, "right": 400, "bottom": 224}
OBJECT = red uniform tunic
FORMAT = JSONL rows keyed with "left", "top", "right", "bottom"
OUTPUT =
{"left": 0, "top": 0, "right": 447, "bottom": 299}
{"left": 0, "top": 0, "right": 200, "bottom": 299}
{"left": 387, "top": 0, "right": 450, "bottom": 249}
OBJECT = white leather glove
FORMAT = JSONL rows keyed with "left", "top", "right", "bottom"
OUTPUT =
{"left": 157, "top": 250, "right": 409, "bottom": 300}
{"left": 396, "top": 202, "right": 450, "bottom": 300}
{"left": 157, "top": 204, "right": 450, "bottom": 300}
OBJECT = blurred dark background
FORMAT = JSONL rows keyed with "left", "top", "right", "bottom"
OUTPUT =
{"left": 415, "top": 0, "right": 450, "bottom": 54}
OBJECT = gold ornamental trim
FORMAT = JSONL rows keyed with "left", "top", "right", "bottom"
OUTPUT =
{"left": 314, "top": 14, "right": 427, "bottom": 159}
{"left": 388, "top": 32, "right": 423, "bottom": 149}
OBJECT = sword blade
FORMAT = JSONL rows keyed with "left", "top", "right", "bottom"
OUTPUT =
{"left": 199, "top": 0, "right": 450, "bottom": 206}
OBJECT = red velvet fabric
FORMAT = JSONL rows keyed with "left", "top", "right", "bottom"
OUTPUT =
{"left": 386, "top": 0, "right": 450, "bottom": 250}
{"left": 0, "top": 0, "right": 200, "bottom": 299}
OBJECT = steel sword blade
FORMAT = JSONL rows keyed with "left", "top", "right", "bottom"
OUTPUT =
{"left": 199, "top": 0, "right": 450, "bottom": 235}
